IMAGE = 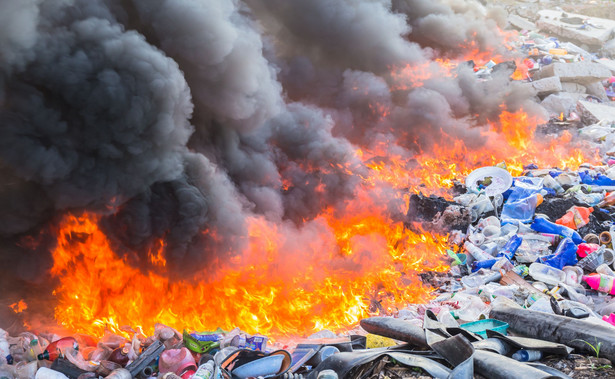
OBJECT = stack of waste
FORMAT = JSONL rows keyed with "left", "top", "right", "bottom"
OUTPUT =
{"left": 7, "top": 5, "right": 615, "bottom": 379}
{"left": 504, "top": 8, "right": 615, "bottom": 125}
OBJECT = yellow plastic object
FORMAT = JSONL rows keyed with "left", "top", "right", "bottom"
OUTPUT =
{"left": 548, "top": 48, "right": 567, "bottom": 56}
{"left": 365, "top": 333, "right": 397, "bottom": 348}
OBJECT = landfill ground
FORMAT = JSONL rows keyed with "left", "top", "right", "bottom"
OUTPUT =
{"left": 6, "top": 0, "right": 615, "bottom": 378}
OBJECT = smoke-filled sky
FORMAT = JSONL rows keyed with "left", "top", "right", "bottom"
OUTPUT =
{"left": 0, "top": 0, "right": 539, "bottom": 278}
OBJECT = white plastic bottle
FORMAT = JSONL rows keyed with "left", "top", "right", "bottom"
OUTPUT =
{"left": 192, "top": 360, "right": 215, "bottom": 379}
{"left": 511, "top": 349, "right": 542, "bottom": 362}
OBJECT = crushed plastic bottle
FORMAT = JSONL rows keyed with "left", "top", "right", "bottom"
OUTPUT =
{"left": 529, "top": 263, "right": 566, "bottom": 286}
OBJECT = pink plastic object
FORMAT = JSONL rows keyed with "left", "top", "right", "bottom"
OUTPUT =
{"left": 602, "top": 313, "right": 615, "bottom": 326}
{"left": 583, "top": 273, "right": 615, "bottom": 295}
{"left": 159, "top": 347, "right": 197, "bottom": 375}
{"left": 577, "top": 243, "right": 600, "bottom": 259}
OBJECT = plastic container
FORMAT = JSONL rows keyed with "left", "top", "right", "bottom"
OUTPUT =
{"left": 600, "top": 231, "right": 612, "bottom": 245}
{"left": 459, "top": 319, "right": 508, "bottom": 338}
{"left": 578, "top": 246, "right": 608, "bottom": 272}
{"left": 529, "top": 262, "right": 566, "bottom": 285}
{"left": 512, "top": 349, "right": 543, "bottom": 362}
{"left": 562, "top": 266, "right": 583, "bottom": 285}
{"left": 159, "top": 348, "right": 197, "bottom": 375}
{"left": 465, "top": 166, "right": 513, "bottom": 196}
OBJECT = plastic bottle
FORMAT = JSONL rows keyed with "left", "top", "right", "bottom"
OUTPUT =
{"left": 511, "top": 350, "right": 543, "bottom": 362}
{"left": 38, "top": 337, "right": 78, "bottom": 361}
{"left": 542, "top": 175, "right": 563, "bottom": 194}
{"left": 108, "top": 344, "right": 130, "bottom": 367}
{"left": 583, "top": 273, "right": 615, "bottom": 295}
{"left": 461, "top": 269, "right": 502, "bottom": 288}
{"left": 501, "top": 193, "right": 543, "bottom": 224}
{"left": 536, "top": 237, "right": 578, "bottom": 270}
{"left": 471, "top": 258, "right": 497, "bottom": 272}
{"left": 597, "top": 263, "right": 615, "bottom": 277}
{"left": 598, "top": 192, "right": 615, "bottom": 207}
{"left": 529, "top": 262, "right": 566, "bottom": 285}
{"left": 497, "top": 235, "right": 523, "bottom": 260}
{"left": 530, "top": 217, "right": 583, "bottom": 244}
{"left": 492, "top": 257, "right": 514, "bottom": 272}
{"left": 464, "top": 241, "right": 494, "bottom": 262}
{"left": 192, "top": 360, "right": 215, "bottom": 379}
{"left": 556, "top": 206, "right": 593, "bottom": 229}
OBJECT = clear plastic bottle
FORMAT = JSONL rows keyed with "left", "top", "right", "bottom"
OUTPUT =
{"left": 597, "top": 263, "right": 615, "bottom": 277}
{"left": 528, "top": 262, "right": 566, "bottom": 286}
{"left": 464, "top": 241, "right": 494, "bottom": 262}
{"left": 511, "top": 349, "right": 543, "bottom": 362}
{"left": 192, "top": 360, "right": 215, "bottom": 379}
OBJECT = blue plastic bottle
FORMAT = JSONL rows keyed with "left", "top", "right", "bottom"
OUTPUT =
{"left": 471, "top": 258, "right": 497, "bottom": 272}
{"left": 530, "top": 217, "right": 583, "bottom": 244}
{"left": 497, "top": 235, "right": 523, "bottom": 260}
{"left": 536, "top": 237, "right": 578, "bottom": 270}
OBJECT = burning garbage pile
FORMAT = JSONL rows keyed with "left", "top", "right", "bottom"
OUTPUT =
{"left": 4, "top": 0, "right": 615, "bottom": 378}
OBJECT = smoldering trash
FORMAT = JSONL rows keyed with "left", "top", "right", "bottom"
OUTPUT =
{"left": 3, "top": 0, "right": 615, "bottom": 378}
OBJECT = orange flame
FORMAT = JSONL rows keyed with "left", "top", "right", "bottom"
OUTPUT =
{"left": 10, "top": 300, "right": 28, "bottom": 314}
{"left": 40, "top": 28, "right": 600, "bottom": 341}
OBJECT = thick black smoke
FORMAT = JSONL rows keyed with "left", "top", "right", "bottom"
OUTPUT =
{"left": 0, "top": 0, "right": 538, "bottom": 278}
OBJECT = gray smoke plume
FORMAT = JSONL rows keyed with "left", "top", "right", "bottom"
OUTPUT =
{"left": 0, "top": 0, "right": 540, "bottom": 283}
